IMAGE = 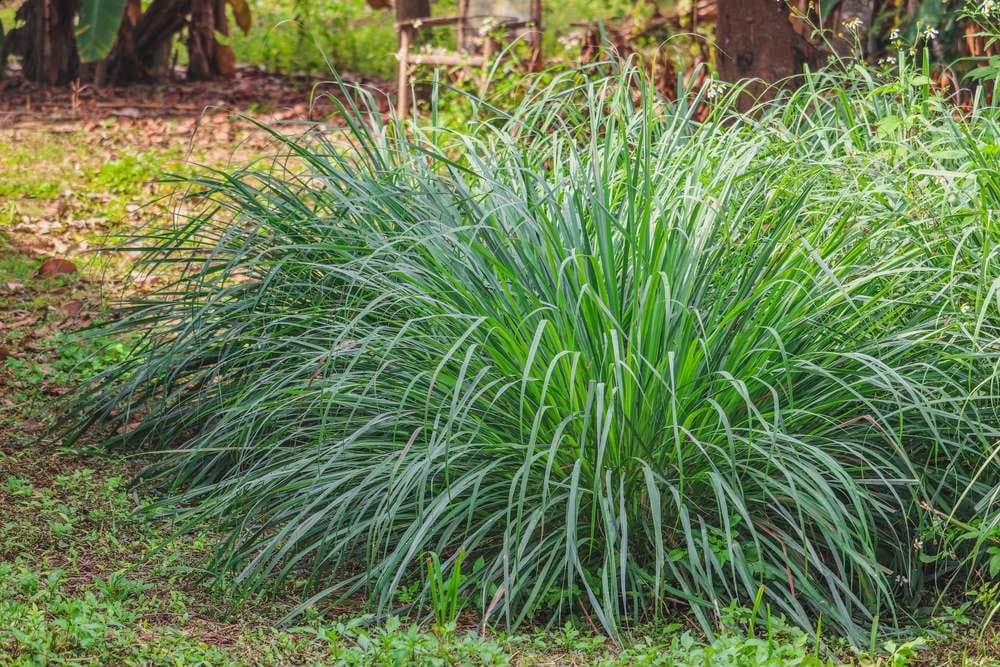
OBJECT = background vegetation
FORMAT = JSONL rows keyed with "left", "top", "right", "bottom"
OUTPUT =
{"left": 227, "top": 0, "right": 633, "bottom": 79}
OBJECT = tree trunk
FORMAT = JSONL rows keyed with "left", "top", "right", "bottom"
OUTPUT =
{"left": 212, "top": 0, "right": 236, "bottom": 76}
{"left": 187, "top": 0, "right": 236, "bottom": 80}
{"left": 715, "top": 0, "right": 814, "bottom": 108}
{"left": 105, "top": 0, "right": 189, "bottom": 82}
{"left": 101, "top": 0, "right": 142, "bottom": 83}
{"left": 395, "top": 0, "right": 430, "bottom": 23}
{"left": 833, "top": 0, "right": 876, "bottom": 57}
{"left": 18, "top": 0, "right": 80, "bottom": 84}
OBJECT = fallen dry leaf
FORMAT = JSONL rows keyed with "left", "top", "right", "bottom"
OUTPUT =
{"left": 4, "top": 314, "right": 37, "bottom": 330}
{"left": 59, "top": 300, "right": 84, "bottom": 318}
{"left": 37, "top": 258, "right": 78, "bottom": 278}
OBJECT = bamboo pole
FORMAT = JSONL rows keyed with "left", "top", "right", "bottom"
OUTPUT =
{"left": 397, "top": 25, "right": 412, "bottom": 120}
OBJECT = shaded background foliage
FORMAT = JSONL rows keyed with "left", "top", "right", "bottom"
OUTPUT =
{"left": 0, "top": 0, "right": 997, "bottom": 92}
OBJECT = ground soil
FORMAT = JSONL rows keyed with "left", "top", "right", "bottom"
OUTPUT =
{"left": 0, "top": 64, "right": 392, "bottom": 126}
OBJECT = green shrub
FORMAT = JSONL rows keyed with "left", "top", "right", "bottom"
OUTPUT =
{"left": 63, "top": 62, "right": 1000, "bottom": 644}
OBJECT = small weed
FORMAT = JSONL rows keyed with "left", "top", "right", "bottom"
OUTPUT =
{"left": 89, "top": 152, "right": 169, "bottom": 195}
{"left": 395, "top": 579, "right": 420, "bottom": 605}
{"left": 94, "top": 573, "right": 151, "bottom": 603}
{"left": 426, "top": 548, "right": 465, "bottom": 631}
{"left": 51, "top": 332, "right": 133, "bottom": 380}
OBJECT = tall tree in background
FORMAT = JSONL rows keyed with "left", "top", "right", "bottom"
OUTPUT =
{"left": 14, "top": 0, "right": 80, "bottom": 84}
{"left": 188, "top": 0, "right": 237, "bottom": 80}
{"left": 715, "top": 0, "right": 815, "bottom": 106}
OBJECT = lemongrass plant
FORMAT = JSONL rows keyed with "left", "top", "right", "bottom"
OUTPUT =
{"left": 63, "top": 61, "right": 999, "bottom": 643}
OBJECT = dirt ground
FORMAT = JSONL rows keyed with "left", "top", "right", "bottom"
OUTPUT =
{"left": 0, "top": 64, "right": 392, "bottom": 125}
{"left": 1, "top": 67, "right": 360, "bottom": 383}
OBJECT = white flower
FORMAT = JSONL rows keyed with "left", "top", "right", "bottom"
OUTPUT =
{"left": 890, "top": 29, "right": 901, "bottom": 41}
{"left": 843, "top": 17, "right": 864, "bottom": 31}
{"left": 557, "top": 34, "right": 580, "bottom": 50}
{"left": 983, "top": 0, "right": 997, "bottom": 18}
{"left": 705, "top": 80, "right": 727, "bottom": 100}
{"left": 922, "top": 26, "right": 939, "bottom": 40}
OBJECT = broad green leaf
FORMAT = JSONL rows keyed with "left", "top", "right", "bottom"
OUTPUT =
{"left": 876, "top": 115, "right": 901, "bottom": 139}
{"left": 966, "top": 63, "right": 1000, "bottom": 81}
{"left": 869, "top": 82, "right": 902, "bottom": 96}
{"left": 76, "top": 0, "right": 128, "bottom": 62}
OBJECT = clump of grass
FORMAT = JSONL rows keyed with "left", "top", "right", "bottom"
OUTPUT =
{"left": 62, "top": 62, "right": 999, "bottom": 643}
